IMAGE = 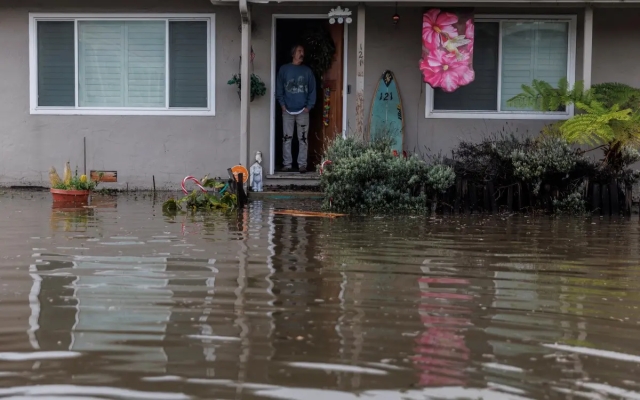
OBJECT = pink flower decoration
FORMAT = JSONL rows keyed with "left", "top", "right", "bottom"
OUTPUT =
{"left": 422, "top": 9, "right": 459, "bottom": 51}
{"left": 420, "top": 49, "right": 475, "bottom": 92}
{"left": 465, "top": 19, "right": 475, "bottom": 54}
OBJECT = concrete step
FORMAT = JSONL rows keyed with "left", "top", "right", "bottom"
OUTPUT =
{"left": 265, "top": 172, "right": 320, "bottom": 187}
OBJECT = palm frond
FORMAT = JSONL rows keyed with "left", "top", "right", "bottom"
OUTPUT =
{"left": 560, "top": 101, "right": 631, "bottom": 145}
{"left": 591, "top": 82, "right": 640, "bottom": 109}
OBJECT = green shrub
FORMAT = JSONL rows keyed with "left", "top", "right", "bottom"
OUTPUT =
{"left": 320, "top": 137, "right": 455, "bottom": 214}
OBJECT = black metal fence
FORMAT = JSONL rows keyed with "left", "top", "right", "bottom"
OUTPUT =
{"left": 437, "top": 178, "right": 633, "bottom": 216}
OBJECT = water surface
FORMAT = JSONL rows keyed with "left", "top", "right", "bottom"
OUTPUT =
{"left": 0, "top": 190, "right": 639, "bottom": 399}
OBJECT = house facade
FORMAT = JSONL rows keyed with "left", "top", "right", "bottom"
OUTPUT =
{"left": 1, "top": 0, "right": 638, "bottom": 189}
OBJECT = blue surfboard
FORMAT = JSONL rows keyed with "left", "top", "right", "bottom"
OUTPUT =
{"left": 368, "top": 70, "right": 404, "bottom": 154}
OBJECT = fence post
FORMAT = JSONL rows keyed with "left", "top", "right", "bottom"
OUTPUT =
{"left": 454, "top": 178, "right": 461, "bottom": 215}
{"left": 469, "top": 183, "right": 477, "bottom": 214}
{"left": 488, "top": 181, "right": 497, "bottom": 213}
{"left": 592, "top": 183, "right": 600, "bottom": 215}
{"left": 517, "top": 183, "right": 523, "bottom": 211}
{"left": 237, "top": 173, "right": 247, "bottom": 208}
{"left": 610, "top": 179, "right": 619, "bottom": 216}
{"left": 601, "top": 183, "right": 610, "bottom": 216}
{"left": 463, "top": 179, "right": 470, "bottom": 214}
{"left": 626, "top": 184, "right": 633, "bottom": 216}
{"left": 483, "top": 183, "right": 490, "bottom": 213}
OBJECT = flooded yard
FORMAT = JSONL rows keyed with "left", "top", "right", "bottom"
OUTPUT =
{"left": 0, "top": 190, "right": 639, "bottom": 399}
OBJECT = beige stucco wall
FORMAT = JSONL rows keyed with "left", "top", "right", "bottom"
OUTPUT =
{"left": 0, "top": 0, "right": 241, "bottom": 189}
{"left": 351, "top": 6, "right": 639, "bottom": 159}
{"left": 0, "top": 2, "right": 639, "bottom": 188}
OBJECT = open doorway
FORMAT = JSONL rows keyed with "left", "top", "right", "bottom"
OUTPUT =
{"left": 271, "top": 17, "right": 345, "bottom": 174}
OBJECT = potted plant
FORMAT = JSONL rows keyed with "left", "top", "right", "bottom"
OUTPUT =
{"left": 228, "top": 73, "right": 267, "bottom": 102}
{"left": 49, "top": 162, "right": 100, "bottom": 204}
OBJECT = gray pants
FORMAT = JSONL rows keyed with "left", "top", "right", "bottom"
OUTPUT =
{"left": 282, "top": 112, "right": 309, "bottom": 169}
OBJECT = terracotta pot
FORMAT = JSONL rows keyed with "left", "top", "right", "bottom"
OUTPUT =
{"left": 50, "top": 188, "right": 91, "bottom": 204}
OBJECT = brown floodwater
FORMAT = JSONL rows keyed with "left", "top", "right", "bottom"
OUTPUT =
{"left": 0, "top": 190, "right": 639, "bottom": 399}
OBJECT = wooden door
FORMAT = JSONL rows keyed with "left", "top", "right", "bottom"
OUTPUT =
{"left": 322, "top": 22, "right": 344, "bottom": 146}
{"left": 307, "top": 22, "right": 344, "bottom": 169}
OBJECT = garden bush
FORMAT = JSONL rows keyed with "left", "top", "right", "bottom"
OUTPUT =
{"left": 320, "top": 137, "right": 455, "bottom": 214}
{"left": 450, "top": 132, "right": 640, "bottom": 215}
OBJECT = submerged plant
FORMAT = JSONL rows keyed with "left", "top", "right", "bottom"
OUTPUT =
{"left": 163, "top": 177, "right": 237, "bottom": 214}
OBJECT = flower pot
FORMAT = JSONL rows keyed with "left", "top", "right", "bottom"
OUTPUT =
{"left": 50, "top": 188, "right": 91, "bottom": 204}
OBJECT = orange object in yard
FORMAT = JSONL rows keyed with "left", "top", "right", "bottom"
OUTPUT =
{"left": 231, "top": 165, "right": 249, "bottom": 183}
{"left": 273, "top": 210, "right": 347, "bottom": 218}
{"left": 50, "top": 189, "right": 90, "bottom": 204}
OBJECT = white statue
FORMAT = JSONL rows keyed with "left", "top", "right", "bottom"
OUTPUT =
{"left": 250, "top": 151, "right": 263, "bottom": 192}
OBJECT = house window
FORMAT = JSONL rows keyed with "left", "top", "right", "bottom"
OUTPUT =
{"left": 29, "top": 14, "right": 215, "bottom": 116}
{"left": 426, "top": 15, "right": 576, "bottom": 120}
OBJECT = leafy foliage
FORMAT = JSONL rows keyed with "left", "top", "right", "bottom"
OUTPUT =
{"left": 508, "top": 79, "right": 640, "bottom": 174}
{"left": 506, "top": 78, "right": 588, "bottom": 111}
{"left": 591, "top": 82, "right": 640, "bottom": 109}
{"left": 451, "top": 131, "right": 640, "bottom": 214}
{"left": 320, "top": 137, "right": 455, "bottom": 214}
{"left": 301, "top": 25, "right": 336, "bottom": 78}
{"left": 228, "top": 73, "right": 267, "bottom": 99}
{"left": 552, "top": 182, "right": 588, "bottom": 215}
{"left": 163, "top": 177, "right": 237, "bottom": 214}
{"left": 510, "top": 136, "right": 581, "bottom": 195}
{"left": 53, "top": 175, "right": 99, "bottom": 191}
{"left": 560, "top": 101, "right": 632, "bottom": 145}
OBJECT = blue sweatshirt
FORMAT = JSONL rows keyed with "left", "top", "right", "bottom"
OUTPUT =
{"left": 276, "top": 64, "right": 316, "bottom": 113}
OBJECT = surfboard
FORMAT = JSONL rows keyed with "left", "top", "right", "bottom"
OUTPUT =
{"left": 368, "top": 70, "right": 404, "bottom": 154}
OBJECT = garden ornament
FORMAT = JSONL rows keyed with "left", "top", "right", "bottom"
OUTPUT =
{"left": 250, "top": 151, "right": 263, "bottom": 192}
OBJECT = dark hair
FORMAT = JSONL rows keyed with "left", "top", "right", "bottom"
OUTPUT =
{"left": 290, "top": 44, "right": 304, "bottom": 57}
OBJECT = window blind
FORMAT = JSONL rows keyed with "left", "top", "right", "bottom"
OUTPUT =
{"left": 78, "top": 21, "right": 166, "bottom": 108}
{"left": 500, "top": 21, "right": 568, "bottom": 111}
{"left": 37, "top": 21, "right": 75, "bottom": 107}
{"left": 126, "top": 22, "right": 166, "bottom": 107}
{"left": 169, "top": 21, "right": 208, "bottom": 108}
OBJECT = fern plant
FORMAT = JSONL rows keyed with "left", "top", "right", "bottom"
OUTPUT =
{"left": 507, "top": 79, "right": 640, "bottom": 174}
{"left": 507, "top": 78, "right": 589, "bottom": 111}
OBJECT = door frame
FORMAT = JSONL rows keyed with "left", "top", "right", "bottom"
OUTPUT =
{"left": 269, "top": 14, "right": 349, "bottom": 175}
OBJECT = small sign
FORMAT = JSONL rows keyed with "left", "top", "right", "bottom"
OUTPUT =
{"left": 90, "top": 170, "right": 117, "bottom": 183}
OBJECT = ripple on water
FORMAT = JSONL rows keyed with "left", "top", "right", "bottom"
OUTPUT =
{"left": 0, "top": 193, "right": 638, "bottom": 399}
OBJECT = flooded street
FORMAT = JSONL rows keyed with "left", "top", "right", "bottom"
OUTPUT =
{"left": 0, "top": 190, "right": 640, "bottom": 399}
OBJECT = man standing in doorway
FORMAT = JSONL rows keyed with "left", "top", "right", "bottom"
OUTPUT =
{"left": 276, "top": 44, "right": 316, "bottom": 173}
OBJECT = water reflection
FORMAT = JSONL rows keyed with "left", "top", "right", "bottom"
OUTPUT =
{"left": 0, "top": 192, "right": 635, "bottom": 399}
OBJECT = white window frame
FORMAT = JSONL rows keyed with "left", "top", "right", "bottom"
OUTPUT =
{"left": 425, "top": 14, "right": 577, "bottom": 120}
{"left": 29, "top": 13, "right": 216, "bottom": 116}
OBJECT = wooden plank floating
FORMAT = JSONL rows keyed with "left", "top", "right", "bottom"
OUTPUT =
{"left": 90, "top": 170, "right": 117, "bottom": 182}
{"left": 274, "top": 210, "right": 347, "bottom": 218}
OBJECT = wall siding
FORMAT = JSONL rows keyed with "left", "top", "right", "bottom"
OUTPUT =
{"left": 0, "top": 2, "right": 638, "bottom": 188}
{"left": 0, "top": 0, "right": 239, "bottom": 189}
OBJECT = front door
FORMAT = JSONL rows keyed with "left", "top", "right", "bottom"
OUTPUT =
{"left": 307, "top": 22, "right": 344, "bottom": 169}
{"left": 273, "top": 18, "right": 344, "bottom": 174}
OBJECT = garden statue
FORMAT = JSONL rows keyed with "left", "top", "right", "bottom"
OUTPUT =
{"left": 250, "top": 151, "right": 263, "bottom": 192}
